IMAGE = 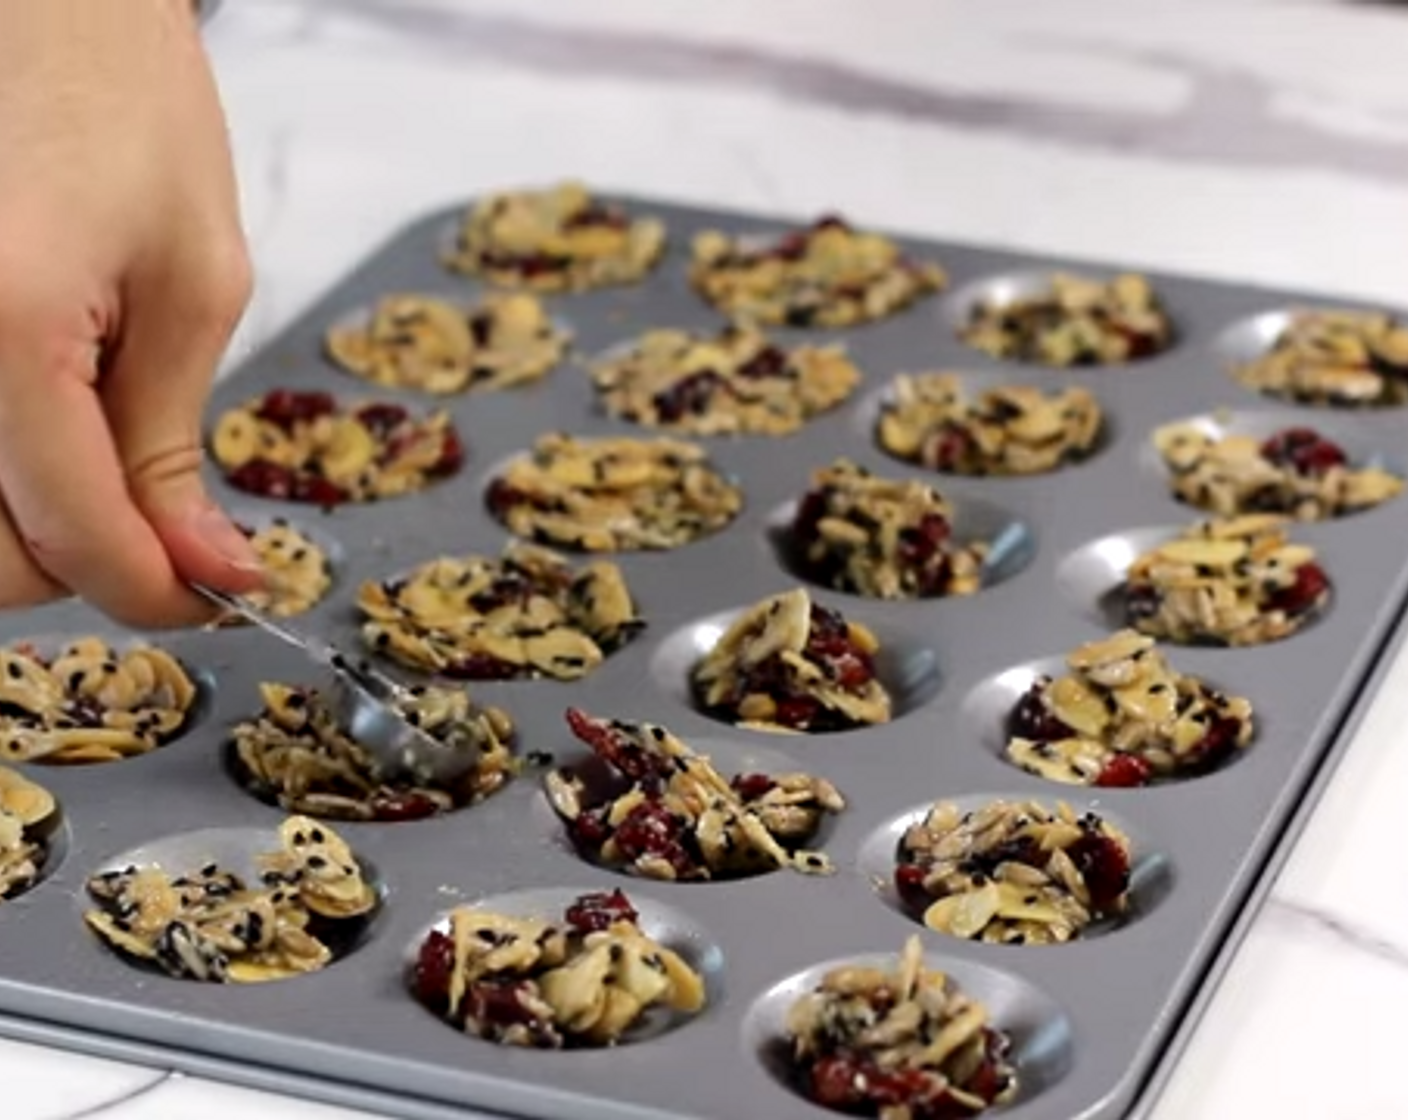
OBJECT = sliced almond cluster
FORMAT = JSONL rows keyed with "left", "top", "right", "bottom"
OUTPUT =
{"left": 0, "top": 639, "right": 198, "bottom": 765}
{"left": 211, "top": 391, "right": 463, "bottom": 507}
{"left": 486, "top": 433, "right": 742, "bottom": 552}
{"left": 1124, "top": 515, "right": 1330, "bottom": 646}
{"left": 589, "top": 326, "right": 860, "bottom": 436}
{"left": 443, "top": 182, "right": 666, "bottom": 292}
{"left": 877, "top": 373, "right": 1102, "bottom": 476}
{"left": 231, "top": 682, "right": 517, "bottom": 822}
{"left": 784, "top": 936, "right": 1018, "bottom": 1118}
{"left": 895, "top": 800, "right": 1133, "bottom": 945}
{"left": 1230, "top": 310, "right": 1408, "bottom": 407}
{"left": 84, "top": 816, "right": 376, "bottom": 984}
{"left": 689, "top": 215, "right": 947, "bottom": 328}
{"left": 545, "top": 707, "right": 845, "bottom": 881}
{"left": 412, "top": 890, "right": 706, "bottom": 1049}
{"left": 959, "top": 272, "right": 1173, "bottom": 366}
{"left": 324, "top": 292, "right": 569, "bottom": 395}
{"left": 214, "top": 520, "right": 332, "bottom": 622}
{"left": 791, "top": 459, "right": 988, "bottom": 599}
{"left": 358, "top": 544, "right": 644, "bottom": 682}
{"left": 0, "top": 766, "right": 56, "bottom": 900}
{"left": 1155, "top": 421, "right": 1403, "bottom": 521}
{"left": 1005, "top": 630, "right": 1255, "bottom": 788}
{"left": 692, "top": 588, "right": 891, "bottom": 733}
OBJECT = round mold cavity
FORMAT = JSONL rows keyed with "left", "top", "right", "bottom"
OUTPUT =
{"left": 81, "top": 825, "right": 385, "bottom": 982}
{"left": 1139, "top": 408, "right": 1404, "bottom": 518}
{"left": 1055, "top": 525, "right": 1333, "bottom": 641}
{"left": 855, "top": 795, "right": 1174, "bottom": 941}
{"left": 478, "top": 444, "right": 746, "bottom": 554}
{"left": 207, "top": 390, "right": 466, "bottom": 508}
{"left": 940, "top": 269, "right": 1176, "bottom": 366}
{"left": 404, "top": 885, "right": 724, "bottom": 1047}
{"left": 763, "top": 496, "right": 1035, "bottom": 600}
{"left": 961, "top": 653, "right": 1256, "bottom": 787}
{"left": 0, "top": 632, "right": 215, "bottom": 767}
{"left": 0, "top": 773, "right": 69, "bottom": 905}
{"left": 649, "top": 600, "right": 941, "bottom": 734}
{"left": 742, "top": 946, "right": 1074, "bottom": 1111}
{"left": 321, "top": 294, "right": 575, "bottom": 394}
{"left": 852, "top": 370, "right": 1116, "bottom": 476}
{"left": 533, "top": 729, "right": 842, "bottom": 881}
{"left": 1213, "top": 307, "right": 1408, "bottom": 409}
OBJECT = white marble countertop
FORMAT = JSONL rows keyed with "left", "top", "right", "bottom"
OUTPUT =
{"left": 13, "top": 0, "right": 1408, "bottom": 1116}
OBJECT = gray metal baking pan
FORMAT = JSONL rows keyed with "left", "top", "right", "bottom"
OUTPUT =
{"left": 0, "top": 194, "right": 1404, "bottom": 1120}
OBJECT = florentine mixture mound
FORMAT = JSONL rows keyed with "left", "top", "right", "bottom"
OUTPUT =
{"left": 958, "top": 272, "right": 1172, "bottom": 367}
{"left": 692, "top": 588, "right": 892, "bottom": 733}
{"left": 442, "top": 182, "right": 666, "bottom": 292}
{"left": 84, "top": 816, "right": 376, "bottom": 983}
{"left": 357, "top": 543, "right": 644, "bottom": 682}
{"left": 412, "top": 890, "right": 706, "bottom": 1049}
{"left": 0, "top": 638, "right": 198, "bottom": 765}
{"left": 1123, "top": 515, "right": 1330, "bottom": 646}
{"left": 1154, "top": 421, "right": 1402, "bottom": 520}
{"left": 876, "top": 373, "right": 1102, "bottom": 477}
{"left": 231, "top": 682, "right": 517, "bottom": 822}
{"left": 790, "top": 459, "right": 988, "bottom": 599}
{"left": 210, "top": 390, "right": 464, "bottom": 506}
{"left": 219, "top": 520, "right": 332, "bottom": 621}
{"left": 1004, "top": 630, "right": 1255, "bottom": 788}
{"left": 485, "top": 433, "right": 742, "bottom": 552}
{"left": 0, "top": 766, "right": 56, "bottom": 901}
{"left": 689, "top": 214, "right": 947, "bottom": 328}
{"left": 1229, "top": 309, "right": 1408, "bottom": 407}
{"left": 895, "top": 799, "right": 1133, "bottom": 945}
{"left": 324, "top": 292, "right": 569, "bottom": 395}
{"left": 783, "top": 935, "right": 1018, "bottom": 1120}
{"left": 545, "top": 707, "right": 845, "bottom": 881}
{"left": 589, "top": 326, "right": 861, "bottom": 435}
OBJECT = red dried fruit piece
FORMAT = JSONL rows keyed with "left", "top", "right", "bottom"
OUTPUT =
{"left": 812, "top": 214, "right": 850, "bottom": 232}
{"left": 256, "top": 389, "right": 336, "bottom": 430}
{"left": 1261, "top": 427, "right": 1347, "bottom": 477}
{"left": 442, "top": 654, "right": 520, "bottom": 681}
{"left": 612, "top": 800, "right": 695, "bottom": 877}
{"left": 1124, "top": 583, "right": 1162, "bottom": 624}
{"left": 564, "top": 708, "right": 672, "bottom": 783}
{"left": 771, "top": 232, "right": 809, "bottom": 262}
{"left": 564, "top": 204, "right": 627, "bottom": 231}
{"left": 921, "top": 423, "right": 976, "bottom": 472}
{"left": 736, "top": 345, "right": 788, "bottom": 380}
{"left": 894, "top": 862, "right": 929, "bottom": 904}
{"left": 1067, "top": 830, "right": 1130, "bottom": 913}
{"left": 1094, "top": 754, "right": 1153, "bottom": 788}
{"left": 730, "top": 773, "right": 776, "bottom": 801}
{"left": 568, "top": 808, "right": 612, "bottom": 851}
{"left": 413, "top": 929, "right": 456, "bottom": 1007}
{"left": 897, "top": 512, "right": 952, "bottom": 567}
{"left": 809, "top": 1056, "right": 865, "bottom": 1108}
{"left": 773, "top": 695, "right": 822, "bottom": 729}
{"left": 435, "top": 428, "right": 466, "bottom": 475}
{"left": 371, "top": 790, "right": 443, "bottom": 822}
{"left": 653, "top": 369, "right": 725, "bottom": 423}
{"left": 353, "top": 403, "right": 409, "bottom": 439}
{"left": 1008, "top": 682, "right": 1072, "bottom": 742}
{"left": 485, "top": 478, "right": 529, "bottom": 516}
{"left": 564, "top": 888, "right": 639, "bottom": 933}
{"left": 1268, "top": 562, "right": 1330, "bottom": 617}
{"left": 289, "top": 474, "right": 349, "bottom": 507}
{"left": 465, "top": 978, "right": 543, "bottom": 1029}
{"left": 1188, "top": 716, "right": 1245, "bottom": 770}
{"left": 227, "top": 459, "right": 296, "bottom": 500}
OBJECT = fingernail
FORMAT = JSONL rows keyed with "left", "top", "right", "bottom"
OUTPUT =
{"left": 189, "top": 505, "right": 265, "bottom": 574}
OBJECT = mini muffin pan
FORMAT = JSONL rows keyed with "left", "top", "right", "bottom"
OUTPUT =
{"left": 0, "top": 195, "right": 1406, "bottom": 1120}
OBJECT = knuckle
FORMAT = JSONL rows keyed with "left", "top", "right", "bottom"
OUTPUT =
{"left": 124, "top": 442, "right": 206, "bottom": 494}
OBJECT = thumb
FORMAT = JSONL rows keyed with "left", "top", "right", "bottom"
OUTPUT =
{"left": 101, "top": 256, "right": 265, "bottom": 593}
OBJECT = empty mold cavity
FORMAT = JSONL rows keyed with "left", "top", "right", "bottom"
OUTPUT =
{"left": 405, "top": 885, "right": 724, "bottom": 1047}
{"left": 856, "top": 795, "right": 1174, "bottom": 942}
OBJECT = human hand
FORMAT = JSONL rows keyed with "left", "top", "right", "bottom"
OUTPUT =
{"left": 0, "top": 0, "right": 263, "bottom": 629}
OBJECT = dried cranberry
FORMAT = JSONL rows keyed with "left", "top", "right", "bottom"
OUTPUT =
{"left": 1008, "top": 683, "right": 1072, "bottom": 742}
{"left": 897, "top": 512, "right": 951, "bottom": 567}
{"left": 1094, "top": 754, "right": 1153, "bottom": 788}
{"left": 413, "top": 929, "right": 456, "bottom": 1007}
{"left": 1124, "top": 583, "right": 1162, "bottom": 624}
{"left": 564, "top": 204, "right": 626, "bottom": 231}
{"left": 730, "top": 773, "right": 776, "bottom": 801}
{"left": 226, "top": 459, "right": 296, "bottom": 500}
{"left": 920, "top": 423, "right": 975, "bottom": 472}
{"left": 894, "top": 862, "right": 929, "bottom": 904}
{"left": 653, "top": 370, "right": 724, "bottom": 423}
{"left": 564, "top": 889, "right": 639, "bottom": 933}
{"left": 1067, "top": 832, "right": 1130, "bottom": 912}
{"left": 1261, "top": 427, "right": 1346, "bottom": 476}
{"left": 564, "top": 708, "right": 672, "bottom": 783}
{"left": 442, "top": 654, "right": 520, "bottom": 681}
{"left": 791, "top": 488, "right": 829, "bottom": 542}
{"left": 1188, "top": 716, "right": 1244, "bottom": 770}
{"left": 612, "top": 801, "right": 695, "bottom": 877}
{"left": 736, "top": 345, "right": 788, "bottom": 380}
{"left": 773, "top": 695, "right": 822, "bottom": 729}
{"left": 435, "top": 428, "right": 466, "bottom": 475}
{"left": 354, "top": 403, "right": 409, "bottom": 440}
{"left": 1268, "top": 562, "right": 1330, "bottom": 617}
{"left": 289, "top": 474, "right": 348, "bottom": 507}
{"left": 256, "top": 390, "right": 335, "bottom": 430}
{"left": 812, "top": 214, "right": 850, "bottom": 232}
{"left": 465, "top": 978, "right": 541, "bottom": 1028}
{"left": 485, "top": 478, "right": 529, "bottom": 516}
{"left": 771, "top": 232, "right": 809, "bottom": 262}
{"left": 568, "top": 808, "right": 612, "bottom": 852}
{"left": 371, "top": 791, "right": 443, "bottom": 821}
{"left": 808, "top": 1056, "right": 865, "bottom": 1108}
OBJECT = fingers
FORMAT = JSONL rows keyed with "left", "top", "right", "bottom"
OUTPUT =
{"left": 0, "top": 493, "right": 67, "bottom": 612}
{"left": 101, "top": 234, "right": 264, "bottom": 604}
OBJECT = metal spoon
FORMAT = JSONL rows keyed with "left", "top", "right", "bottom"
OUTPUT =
{"left": 192, "top": 584, "right": 478, "bottom": 785}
